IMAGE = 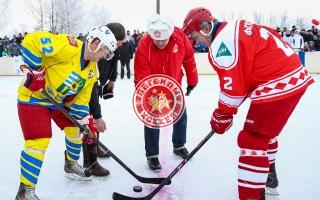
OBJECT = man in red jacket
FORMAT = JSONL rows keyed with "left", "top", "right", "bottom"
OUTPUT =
{"left": 182, "top": 7, "right": 314, "bottom": 200}
{"left": 134, "top": 14, "right": 198, "bottom": 171}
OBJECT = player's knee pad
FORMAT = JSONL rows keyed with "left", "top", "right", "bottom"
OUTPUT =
{"left": 24, "top": 138, "right": 50, "bottom": 152}
{"left": 237, "top": 130, "right": 270, "bottom": 150}
{"left": 64, "top": 127, "right": 81, "bottom": 141}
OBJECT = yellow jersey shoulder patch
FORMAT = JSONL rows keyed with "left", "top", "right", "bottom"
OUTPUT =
{"left": 67, "top": 36, "right": 78, "bottom": 47}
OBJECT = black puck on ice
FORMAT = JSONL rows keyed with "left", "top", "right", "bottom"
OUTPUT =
{"left": 133, "top": 186, "right": 142, "bottom": 192}
{"left": 84, "top": 169, "right": 92, "bottom": 177}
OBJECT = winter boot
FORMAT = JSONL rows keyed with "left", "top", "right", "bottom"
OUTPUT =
{"left": 83, "top": 142, "right": 110, "bottom": 176}
{"left": 266, "top": 163, "right": 279, "bottom": 195}
{"left": 173, "top": 146, "right": 189, "bottom": 159}
{"left": 147, "top": 156, "right": 162, "bottom": 171}
{"left": 97, "top": 145, "right": 110, "bottom": 158}
{"left": 96, "top": 133, "right": 110, "bottom": 158}
{"left": 15, "top": 183, "right": 40, "bottom": 200}
{"left": 64, "top": 151, "right": 92, "bottom": 181}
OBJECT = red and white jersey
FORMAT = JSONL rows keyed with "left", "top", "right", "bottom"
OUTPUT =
{"left": 208, "top": 20, "right": 314, "bottom": 115}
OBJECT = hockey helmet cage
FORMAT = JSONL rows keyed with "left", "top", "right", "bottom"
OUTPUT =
{"left": 182, "top": 7, "right": 215, "bottom": 36}
{"left": 86, "top": 25, "right": 118, "bottom": 53}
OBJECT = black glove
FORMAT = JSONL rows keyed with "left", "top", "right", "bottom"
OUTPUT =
{"left": 100, "top": 83, "right": 114, "bottom": 100}
{"left": 186, "top": 85, "right": 195, "bottom": 96}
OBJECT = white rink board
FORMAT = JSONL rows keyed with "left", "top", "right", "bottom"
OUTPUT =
{"left": 1, "top": 52, "right": 320, "bottom": 75}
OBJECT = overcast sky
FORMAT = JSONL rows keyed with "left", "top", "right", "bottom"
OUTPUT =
{"left": 3, "top": 0, "right": 319, "bottom": 36}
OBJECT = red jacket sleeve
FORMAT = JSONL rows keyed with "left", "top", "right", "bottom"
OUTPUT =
{"left": 180, "top": 29, "right": 198, "bottom": 87}
{"left": 134, "top": 37, "right": 151, "bottom": 86}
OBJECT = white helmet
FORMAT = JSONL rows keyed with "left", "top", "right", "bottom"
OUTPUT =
{"left": 147, "top": 14, "right": 174, "bottom": 40}
{"left": 86, "top": 25, "right": 117, "bottom": 59}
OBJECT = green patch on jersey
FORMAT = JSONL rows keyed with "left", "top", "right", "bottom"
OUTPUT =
{"left": 57, "top": 72, "right": 86, "bottom": 95}
{"left": 216, "top": 42, "right": 232, "bottom": 57}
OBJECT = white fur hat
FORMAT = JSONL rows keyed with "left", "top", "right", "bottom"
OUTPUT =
{"left": 147, "top": 14, "right": 174, "bottom": 40}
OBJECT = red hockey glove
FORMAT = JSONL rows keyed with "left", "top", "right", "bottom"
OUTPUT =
{"left": 77, "top": 115, "right": 98, "bottom": 144}
{"left": 20, "top": 65, "right": 45, "bottom": 92}
{"left": 210, "top": 108, "right": 233, "bottom": 134}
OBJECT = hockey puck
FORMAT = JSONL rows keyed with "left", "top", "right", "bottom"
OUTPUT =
{"left": 84, "top": 169, "right": 92, "bottom": 177}
{"left": 133, "top": 186, "right": 142, "bottom": 192}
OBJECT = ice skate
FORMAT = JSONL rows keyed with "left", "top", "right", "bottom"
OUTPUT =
{"left": 64, "top": 151, "right": 92, "bottom": 181}
{"left": 266, "top": 163, "right": 279, "bottom": 196}
{"left": 15, "top": 183, "right": 40, "bottom": 200}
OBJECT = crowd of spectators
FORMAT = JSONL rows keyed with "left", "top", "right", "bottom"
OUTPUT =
{"left": 190, "top": 24, "right": 320, "bottom": 53}
{"left": 277, "top": 25, "right": 320, "bottom": 51}
{"left": 1, "top": 25, "right": 319, "bottom": 58}
{"left": 0, "top": 33, "right": 26, "bottom": 57}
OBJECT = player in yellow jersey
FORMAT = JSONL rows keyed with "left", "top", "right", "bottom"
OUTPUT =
{"left": 15, "top": 25, "right": 117, "bottom": 200}
{"left": 83, "top": 22, "right": 126, "bottom": 177}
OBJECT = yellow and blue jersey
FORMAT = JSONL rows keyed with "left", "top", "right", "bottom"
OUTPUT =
{"left": 18, "top": 31, "right": 97, "bottom": 119}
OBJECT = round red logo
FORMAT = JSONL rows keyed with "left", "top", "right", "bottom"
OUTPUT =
{"left": 154, "top": 30, "right": 161, "bottom": 38}
{"left": 133, "top": 74, "right": 185, "bottom": 128}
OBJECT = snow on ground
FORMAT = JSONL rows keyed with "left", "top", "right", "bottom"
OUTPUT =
{"left": 0, "top": 75, "right": 319, "bottom": 200}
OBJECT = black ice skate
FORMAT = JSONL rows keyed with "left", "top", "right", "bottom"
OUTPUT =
{"left": 64, "top": 151, "right": 92, "bottom": 181}
{"left": 147, "top": 156, "right": 162, "bottom": 171}
{"left": 173, "top": 146, "right": 189, "bottom": 159}
{"left": 15, "top": 183, "right": 40, "bottom": 200}
{"left": 266, "top": 163, "right": 279, "bottom": 196}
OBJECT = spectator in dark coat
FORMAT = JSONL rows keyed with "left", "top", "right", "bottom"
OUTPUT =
{"left": 0, "top": 40, "right": 4, "bottom": 57}
{"left": 313, "top": 34, "right": 320, "bottom": 51}
{"left": 11, "top": 42, "right": 20, "bottom": 56}
{"left": 119, "top": 38, "right": 135, "bottom": 79}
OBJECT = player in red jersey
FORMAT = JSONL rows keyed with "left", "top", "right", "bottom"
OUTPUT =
{"left": 183, "top": 7, "right": 314, "bottom": 200}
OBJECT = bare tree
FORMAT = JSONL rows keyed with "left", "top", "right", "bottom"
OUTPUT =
{"left": 295, "top": 16, "right": 308, "bottom": 30}
{"left": 230, "top": 11, "right": 236, "bottom": 20}
{"left": 28, "top": 0, "right": 46, "bottom": 31}
{"left": 0, "top": 0, "right": 9, "bottom": 30}
{"left": 80, "top": 5, "right": 111, "bottom": 34}
{"left": 56, "top": 0, "right": 84, "bottom": 34}
{"left": 267, "top": 14, "right": 277, "bottom": 27}
{"left": 253, "top": 11, "right": 264, "bottom": 25}
{"left": 279, "top": 10, "right": 289, "bottom": 28}
{"left": 27, "top": 0, "right": 83, "bottom": 34}
{"left": 220, "top": 12, "right": 226, "bottom": 21}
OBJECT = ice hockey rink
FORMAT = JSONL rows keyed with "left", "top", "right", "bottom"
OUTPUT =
{"left": 0, "top": 75, "right": 319, "bottom": 200}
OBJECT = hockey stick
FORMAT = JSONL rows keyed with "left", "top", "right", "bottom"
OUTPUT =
{"left": 41, "top": 89, "right": 170, "bottom": 185}
{"left": 112, "top": 130, "right": 215, "bottom": 200}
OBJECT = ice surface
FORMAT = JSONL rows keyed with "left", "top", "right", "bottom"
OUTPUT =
{"left": 0, "top": 75, "right": 319, "bottom": 200}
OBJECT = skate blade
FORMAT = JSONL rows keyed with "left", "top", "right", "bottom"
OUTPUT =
{"left": 266, "top": 187, "right": 279, "bottom": 196}
{"left": 266, "top": 193, "right": 280, "bottom": 200}
{"left": 65, "top": 173, "right": 92, "bottom": 181}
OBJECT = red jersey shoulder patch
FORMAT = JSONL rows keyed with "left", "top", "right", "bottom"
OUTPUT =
{"left": 67, "top": 36, "right": 78, "bottom": 47}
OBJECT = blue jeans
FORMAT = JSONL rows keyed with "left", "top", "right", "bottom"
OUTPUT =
{"left": 144, "top": 109, "right": 187, "bottom": 157}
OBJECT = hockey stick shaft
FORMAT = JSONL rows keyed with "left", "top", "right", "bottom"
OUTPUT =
{"left": 41, "top": 89, "right": 170, "bottom": 185}
{"left": 112, "top": 130, "right": 215, "bottom": 200}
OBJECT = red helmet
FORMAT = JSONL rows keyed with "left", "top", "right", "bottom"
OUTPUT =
{"left": 182, "top": 7, "right": 215, "bottom": 35}
{"left": 311, "top": 19, "right": 319, "bottom": 26}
